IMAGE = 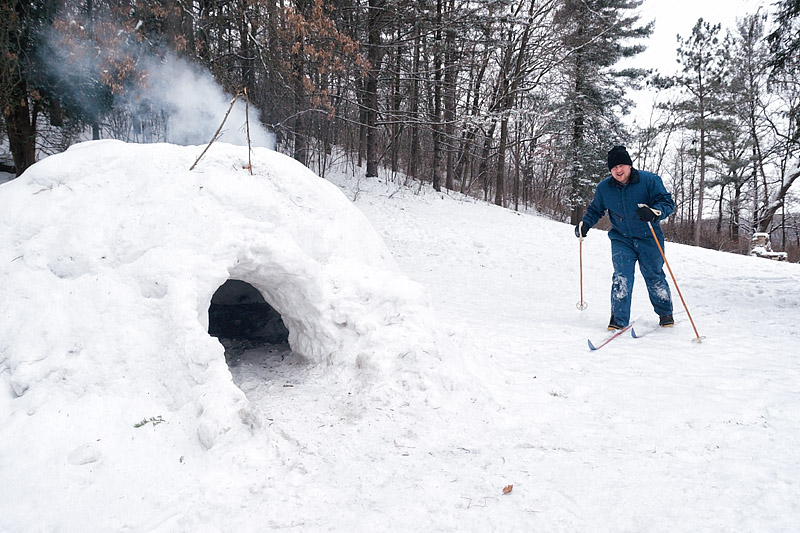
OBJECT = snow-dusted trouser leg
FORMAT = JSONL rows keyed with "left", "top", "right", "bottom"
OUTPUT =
{"left": 610, "top": 238, "right": 637, "bottom": 326}
{"left": 635, "top": 235, "right": 673, "bottom": 317}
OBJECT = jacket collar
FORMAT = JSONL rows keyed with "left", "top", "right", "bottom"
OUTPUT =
{"left": 610, "top": 167, "right": 640, "bottom": 188}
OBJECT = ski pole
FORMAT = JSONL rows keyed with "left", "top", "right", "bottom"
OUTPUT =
{"left": 644, "top": 219, "right": 704, "bottom": 342}
{"left": 577, "top": 225, "right": 588, "bottom": 310}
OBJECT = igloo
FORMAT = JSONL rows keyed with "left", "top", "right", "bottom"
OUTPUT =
{"left": 0, "top": 140, "right": 437, "bottom": 450}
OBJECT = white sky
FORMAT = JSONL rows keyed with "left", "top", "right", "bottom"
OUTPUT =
{"left": 624, "top": 0, "right": 771, "bottom": 123}
{"left": 633, "top": 0, "right": 771, "bottom": 74}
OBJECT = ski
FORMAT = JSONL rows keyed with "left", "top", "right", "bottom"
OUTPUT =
{"left": 631, "top": 324, "right": 676, "bottom": 338}
{"left": 631, "top": 316, "right": 681, "bottom": 338}
{"left": 630, "top": 311, "right": 684, "bottom": 339}
{"left": 587, "top": 324, "right": 633, "bottom": 351}
{"left": 631, "top": 324, "right": 657, "bottom": 338}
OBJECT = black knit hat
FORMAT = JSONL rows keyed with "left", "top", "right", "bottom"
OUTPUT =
{"left": 607, "top": 145, "right": 633, "bottom": 170}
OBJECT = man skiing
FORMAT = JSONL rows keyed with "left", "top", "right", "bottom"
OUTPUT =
{"left": 575, "top": 146, "right": 675, "bottom": 330}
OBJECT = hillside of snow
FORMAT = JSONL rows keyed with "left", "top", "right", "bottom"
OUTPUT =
{"left": 2, "top": 141, "right": 799, "bottom": 531}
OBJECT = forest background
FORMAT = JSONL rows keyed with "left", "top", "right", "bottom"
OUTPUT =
{"left": 2, "top": 0, "right": 799, "bottom": 259}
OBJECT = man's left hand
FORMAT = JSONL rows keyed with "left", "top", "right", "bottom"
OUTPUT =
{"left": 636, "top": 205, "right": 661, "bottom": 222}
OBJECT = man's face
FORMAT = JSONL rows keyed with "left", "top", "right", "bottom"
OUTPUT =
{"left": 611, "top": 164, "right": 632, "bottom": 184}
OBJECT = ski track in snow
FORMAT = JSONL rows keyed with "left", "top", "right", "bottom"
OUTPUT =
{"left": 215, "top": 173, "right": 799, "bottom": 531}
{"left": 329, "top": 176, "right": 800, "bottom": 531}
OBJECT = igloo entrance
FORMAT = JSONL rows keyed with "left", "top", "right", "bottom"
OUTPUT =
{"left": 208, "top": 279, "right": 290, "bottom": 360}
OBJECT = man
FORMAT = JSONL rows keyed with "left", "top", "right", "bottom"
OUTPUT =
{"left": 575, "top": 146, "right": 675, "bottom": 330}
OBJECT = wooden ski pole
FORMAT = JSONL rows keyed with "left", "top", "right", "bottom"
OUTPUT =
{"left": 645, "top": 220, "right": 704, "bottom": 342}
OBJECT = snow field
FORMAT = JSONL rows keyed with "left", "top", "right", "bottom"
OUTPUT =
{"left": 1, "top": 140, "right": 799, "bottom": 531}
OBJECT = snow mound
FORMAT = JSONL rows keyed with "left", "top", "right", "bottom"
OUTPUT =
{"left": 0, "top": 140, "right": 444, "bottom": 451}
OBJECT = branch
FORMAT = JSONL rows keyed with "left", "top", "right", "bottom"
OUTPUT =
{"left": 190, "top": 92, "right": 241, "bottom": 171}
{"left": 244, "top": 87, "right": 253, "bottom": 175}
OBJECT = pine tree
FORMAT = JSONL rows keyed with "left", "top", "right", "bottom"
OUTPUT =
{"left": 768, "top": 0, "right": 800, "bottom": 76}
{"left": 673, "top": 18, "right": 729, "bottom": 247}
{"left": 727, "top": 14, "right": 770, "bottom": 237}
{"left": 1, "top": 1, "right": 59, "bottom": 175}
{"left": 767, "top": 0, "right": 800, "bottom": 157}
{"left": 555, "top": 0, "right": 653, "bottom": 224}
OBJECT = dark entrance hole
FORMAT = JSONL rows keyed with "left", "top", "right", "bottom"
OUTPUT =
{"left": 208, "top": 279, "right": 290, "bottom": 354}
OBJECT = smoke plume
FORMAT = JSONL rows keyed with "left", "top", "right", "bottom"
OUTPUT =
{"left": 41, "top": 21, "right": 275, "bottom": 149}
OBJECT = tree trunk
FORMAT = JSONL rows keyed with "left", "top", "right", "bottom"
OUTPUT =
{"left": 443, "top": 0, "right": 456, "bottom": 191}
{"left": 390, "top": 23, "right": 402, "bottom": 175}
{"left": 407, "top": 21, "right": 421, "bottom": 180}
{"left": 6, "top": 78, "right": 37, "bottom": 176}
{"left": 293, "top": 55, "right": 308, "bottom": 166}
{"left": 365, "top": 0, "right": 381, "bottom": 178}
{"left": 357, "top": 78, "right": 366, "bottom": 168}
{"left": 455, "top": 44, "right": 489, "bottom": 193}
{"left": 694, "top": 96, "right": 707, "bottom": 247}
{"left": 496, "top": 115, "right": 508, "bottom": 206}
{"left": 430, "top": 0, "right": 443, "bottom": 191}
{"left": 240, "top": 6, "right": 254, "bottom": 94}
{"left": 478, "top": 122, "right": 496, "bottom": 202}
{"left": 197, "top": 0, "right": 211, "bottom": 61}
{"left": 732, "top": 181, "right": 743, "bottom": 237}
{"left": 88, "top": 0, "right": 100, "bottom": 138}
{"left": 493, "top": 0, "right": 538, "bottom": 207}
{"left": 513, "top": 127, "right": 522, "bottom": 211}
{"left": 568, "top": 44, "right": 586, "bottom": 225}
{"left": 569, "top": 104, "right": 585, "bottom": 225}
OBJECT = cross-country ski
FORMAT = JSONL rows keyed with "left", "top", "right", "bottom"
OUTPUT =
{"left": 630, "top": 322, "right": 673, "bottom": 338}
{"left": 587, "top": 324, "right": 634, "bottom": 350}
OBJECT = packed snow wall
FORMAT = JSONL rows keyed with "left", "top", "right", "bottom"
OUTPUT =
{"left": 0, "top": 140, "right": 437, "bottom": 450}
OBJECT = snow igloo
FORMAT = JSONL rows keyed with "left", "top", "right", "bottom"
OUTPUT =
{"left": 0, "top": 140, "right": 436, "bottom": 450}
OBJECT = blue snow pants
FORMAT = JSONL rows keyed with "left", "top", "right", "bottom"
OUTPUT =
{"left": 609, "top": 234, "right": 673, "bottom": 326}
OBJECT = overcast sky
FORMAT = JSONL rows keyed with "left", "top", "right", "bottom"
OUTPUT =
{"left": 633, "top": 0, "right": 771, "bottom": 74}
{"left": 623, "top": 0, "right": 771, "bottom": 124}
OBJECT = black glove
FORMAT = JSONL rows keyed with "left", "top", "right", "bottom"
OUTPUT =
{"left": 636, "top": 205, "right": 661, "bottom": 222}
{"left": 575, "top": 221, "right": 589, "bottom": 238}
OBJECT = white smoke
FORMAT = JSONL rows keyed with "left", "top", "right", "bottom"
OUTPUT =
{"left": 137, "top": 54, "right": 276, "bottom": 149}
{"left": 40, "top": 21, "right": 276, "bottom": 150}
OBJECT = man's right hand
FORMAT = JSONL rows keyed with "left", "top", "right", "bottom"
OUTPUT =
{"left": 575, "top": 221, "right": 589, "bottom": 239}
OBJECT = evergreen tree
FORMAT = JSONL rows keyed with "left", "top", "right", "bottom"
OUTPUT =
{"left": 727, "top": 14, "right": 771, "bottom": 237}
{"left": 767, "top": 0, "right": 800, "bottom": 151}
{"left": 768, "top": 0, "right": 800, "bottom": 76}
{"left": 1, "top": 1, "right": 60, "bottom": 175}
{"left": 673, "top": 18, "right": 729, "bottom": 247}
{"left": 555, "top": 0, "right": 652, "bottom": 224}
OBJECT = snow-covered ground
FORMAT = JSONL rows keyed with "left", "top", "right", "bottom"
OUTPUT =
{"left": 1, "top": 141, "right": 799, "bottom": 531}
{"left": 342, "top": 171, "right": 800, "bottom": 531}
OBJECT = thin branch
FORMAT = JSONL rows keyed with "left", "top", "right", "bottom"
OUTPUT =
{"left": 190, "top": 92, "right": 241, "bottom": 171}
{"left": 244, "top": 87, "right": 253, "bottom": 175}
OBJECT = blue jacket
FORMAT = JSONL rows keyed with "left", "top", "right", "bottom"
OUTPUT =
{"left": 581, "top": 168, "right": 674, "bottom": 241}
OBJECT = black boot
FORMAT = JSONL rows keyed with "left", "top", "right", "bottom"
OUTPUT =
{"left": 608, "top": 315, "right": 623, "bottom": 331}
{"left": 659, "top": 314, "right": 674, "bottom": 327}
